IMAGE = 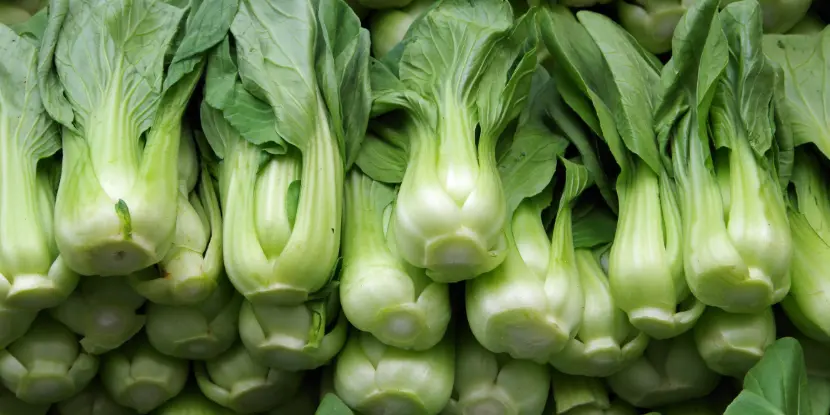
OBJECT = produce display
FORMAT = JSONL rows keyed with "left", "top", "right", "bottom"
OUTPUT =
{"left": 0, "top": 0, "right": 826, "bottom": 414}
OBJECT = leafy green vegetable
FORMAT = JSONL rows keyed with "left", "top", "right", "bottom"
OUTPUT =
{"left": 442, "top": 326, "right": 550, "bottom": 414}
{"left": 693, "top": 307, "right": 776, "bottom": 378}
{"left": 467, "top": 157, "right": 591, "bottom": 362}
{"left": 202, "top": 0, "right": 371, "bottom": 306}
{"left": 340, "top": 169, "right": 450, "bottom": 350}
{"left": 549, "top": 248, "right": 649, "bottom": 377}
{"left": 368, "top": 0, "right": 435, "bottom": 58}
{"left": 194, "top": 343, "right": 303, "bottom": 413}
{"left": 607, "top": 332, "right": 720, "bottom": 409}
{"left": 38, "top": 0, "right": 230, "bottom": 277}
{"left": 100, "top": 334, "right": 188, "bottom": 413}
{"left": 333, "top": 329, "right": 454, "bottom": 414}
{"left": 540, "top": 5, "right": 705, "bottom": 339}
{"left": 721, "top": 0, "right": 813, "bottom": 33}
{"left": 0, "top": 17, "right": 78, "bottom": 311}
{"left": 0, "top": 315, "right": 99, "bottom": 405}
{"left": 145, "top": 274, "right": 242, "bottom": 360}
{"left": 152, "top": 388, "right": 236, "bottom": 415}
{"left": 619, "top": 0, "right": 814, "bottom": 54}
{"left": 549, "top": 371, "right": 638, "bottom": 415}
{"left": 723, "top": 337, "right": 812, "bottom": 415}
{"left": 617, "top": 0, "right": 693, "bottom": 54}
{"left": 237, "top": 296, "right": 348, "bottom": 371}
{"left": 55, "top": 379, "right": 135, "bottom": 415}
{"left": 356, "top": 0, "right": 538, "bottom": 283}
{"left": 50, "top": 275, "right": 146, "bottom": 355}
{"left": 764, "top": 28, "right": 830, "bottom": 159}
{"left": 655, "top": 0, "right": 790, "bottom": 314}
{"left": 465, "top": 67, "right": 588, "bottom": 363}
{"left": 780, "top": 149, "right": 830, "bottom": 343}
{"left": 126, "top": 128, "right": 224, "bottom": 306}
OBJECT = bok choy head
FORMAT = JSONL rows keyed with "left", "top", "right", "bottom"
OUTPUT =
{"left": 38, "top": 0, "right": 232, "bottom": 277}
{"left": 466, "top": 152, "right": 591, "bottom": 361}
{"left": 655, "top": 0, "right": 791, "bottom": 314}
{"left": 126, "top": 127, "right": 224, "bottom": 306}
{"left": 444, "top": 324, "right": 550, "bottom": 415}
{"left": 540, "top": 6, "right": 704, "bottom": 339}
{"left": 0, "top": 315, "right": 98, "bottom": 405}
{"left": 355, "top": 0, "right": 539, "bottom": 283}
{"left": 764, "top": 28, "right": 830, "bottom": 342}
{"left": 464, "top": 67, "right": 588, "bottom": 363}
{"left": 202, "top": 0, "right": 371, "bottom": 306}
{"left": 339, "top": 169, "right": 451, "bottom": 351}
{"left": 194, "top": 342, "right": 303, "bottom": 413}
{"left": 0, "top": 17, "right": 78, "bottom": 311}
{"left": 778, "top": 149, "right": 830, "bottom": 343}
{"left": 333, "top": 328, "right": 454, "bottom": 414}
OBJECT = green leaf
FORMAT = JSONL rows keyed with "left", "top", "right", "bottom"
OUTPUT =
{"left": 163, "top": 0, "right": 238, "bottom": 91}
{"left": 654, "top": 0, "right": 728, "bottom": 165}
{"left": 398, "top": 0, "right": 513, "bottom": 101}
{"left": 548, "top": 92, "right": 617, "bottom": 214}
{"left": 538, "top": 6, "right": 628, "bottom": 171}
{"left": 203, "top": 38, "right": 286, "bottom": 155}
{"left": 710, "top": 0, "right": 777, "bottom": 156}
{"left": 558, "top": 158, "right": 593, "bottom": 212}
{"left": 572, "top": 204, "right": 617, "bottom": 249}
{"left": 316, "top": 393, "right": 354, "bottom": 415}
{"left": 354, "top": 113, "right": 411, "bottom": 184}
{"left": 724, "top": 337, "right": 812, "bottom": 415}
{"left": 578, "top": 10, "right": 664, "bottom": 175}
{"left": 764, "top": 29, "right": 830, "bottom": 159}
{"left": 0, "top": 23, "right": 60, "bottom": 161}
{"left": 204, "top": 36, "right": 237, "bottom": 111}
{"left": 354, "top": 133, "right": 408, "bottom": 184}
{"left": 231, "top": 0, "right": 317, "bottom": 149}
{"left": 476, "top": 9, "right": 538, "bottom": 144}
{"left": 12, "top": 7, "right": 48, "bottom": 42}
{"left": 315, "top": 0, "right": 371, "bottom": 167}
{"left": 38, "top": 0, "right": 184, "bottom": 134}
{"left": 497, "top": 68, "right": 569, "bottom": 215}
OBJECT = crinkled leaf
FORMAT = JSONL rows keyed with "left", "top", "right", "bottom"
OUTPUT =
{"left": 164, "top": 0, "right": 237, "bottom": 91}
{"left": 0, "top": 24, "right": 60, "bottom": 161}
{"left": 231, "top": 0, "right": 317, "bottom": 149}
{"left": 497, "top": 125, "right": 568, "bottom": 216}
{"left": 398, "top": 0, "right": 513, "bottom": 101}
{"left": 38, "top": 0, "right": 183, "bottom": 135}
{"left": 203, "top": 38, "right": 285, "bottom": 155}
{"left": 764, "top": 29, "right": 830, "bottom": 159}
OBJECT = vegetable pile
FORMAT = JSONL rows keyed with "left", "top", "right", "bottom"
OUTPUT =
{"left": 0, "top": 0, "right": 827, "bottom": 413}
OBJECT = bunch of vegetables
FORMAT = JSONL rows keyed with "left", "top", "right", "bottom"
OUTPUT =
{"left": 0, "top": 0, "right": 826, "bottom": 413}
